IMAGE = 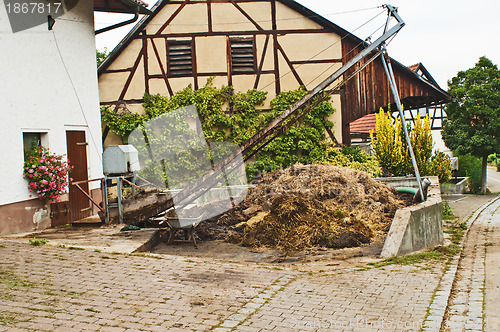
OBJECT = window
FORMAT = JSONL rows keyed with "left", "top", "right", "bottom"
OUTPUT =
{"left": 230, "top": 37, "right": 256, "bottom": 74}
{"left": 23, "top": 132, "right": 46, "bottom": 160}
{"left": 167, "top": 40, "right": 193, "bottom": 77}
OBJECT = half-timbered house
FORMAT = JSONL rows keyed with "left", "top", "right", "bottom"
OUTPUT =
{"left": 98, "top": 0, "right": 450, "bottom": 147}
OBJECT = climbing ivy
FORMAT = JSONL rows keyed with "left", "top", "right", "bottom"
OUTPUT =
{"left": 101, "top": 79, "right": 335, "bottom": 185}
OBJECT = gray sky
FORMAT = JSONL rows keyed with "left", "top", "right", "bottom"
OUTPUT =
{"left": 95, "top": 0, "right": 500, "bottom": 89}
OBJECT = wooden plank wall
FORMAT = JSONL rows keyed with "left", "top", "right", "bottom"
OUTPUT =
{"left": 341, "top": 38, "right": 443, "bottom": 143}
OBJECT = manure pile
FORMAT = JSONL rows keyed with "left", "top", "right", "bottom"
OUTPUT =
{"left": 198, "top": 164, "right": 406, "bottom": 251}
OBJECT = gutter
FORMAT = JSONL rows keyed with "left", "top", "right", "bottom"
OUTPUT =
{"left": 95, "top": 11, "right": 139, "bottom": 35}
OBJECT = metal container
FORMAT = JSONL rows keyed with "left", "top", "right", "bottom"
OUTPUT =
{"left": 102, "top": 145, "right": 140, "bottom": 175}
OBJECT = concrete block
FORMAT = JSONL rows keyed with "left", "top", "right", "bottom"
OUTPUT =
{"left": 381, "top": 177, "right": 444, "bottom": 257}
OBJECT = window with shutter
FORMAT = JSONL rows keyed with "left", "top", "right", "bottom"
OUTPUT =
{"left": 230, "top": 37, "right": 256, "bottom": 74}
{"left": 167, "top": 40, "right": 193, "bottom": 77}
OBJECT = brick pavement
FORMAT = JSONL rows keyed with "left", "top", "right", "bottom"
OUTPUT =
{"left": 0, "top": 241, "right": 286, "bottom": 331}
{"left": 0, "top": 239, "right": 445, "bottom": 331}
{"left": 236, "top": 265, "right": 442, "bottom": 332}
{"left": 440, "top": 196, "right": 500, "bottom": 332}
{"left": 6, "top": 195, "right": 498, "bottom": 331}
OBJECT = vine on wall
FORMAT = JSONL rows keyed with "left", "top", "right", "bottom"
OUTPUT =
{"left": 101, "top": 79, "right": 335, "bottom": 184}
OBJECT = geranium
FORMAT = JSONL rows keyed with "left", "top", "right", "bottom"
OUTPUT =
{"left": 23, "top": 145, "right": 72, "bottom": 203}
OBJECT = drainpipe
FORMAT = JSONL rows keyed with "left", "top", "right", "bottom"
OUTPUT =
{"left": 95, "top": 10, "right": 139, "bottom": 35}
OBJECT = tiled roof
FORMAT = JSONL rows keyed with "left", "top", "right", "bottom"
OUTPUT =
{"left": 94, "top": 0, "right": 152, "bottom": 15}
{"left": 408, "top": 63, "right": 420, "bottom": 72}
{"left": 350, "top": 113, "right": 377, "bottom": 134}
{"left": 132, "top": 0, "right": 148, "bottom": 7}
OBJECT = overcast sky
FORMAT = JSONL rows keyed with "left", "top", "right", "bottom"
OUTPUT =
{"left": 95, "top": 0, "right": 500, "bottom": 89}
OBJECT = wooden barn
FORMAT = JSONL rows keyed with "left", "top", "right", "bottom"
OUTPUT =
{"left": 98, "top": 0, "right": 450, "bottom": 146}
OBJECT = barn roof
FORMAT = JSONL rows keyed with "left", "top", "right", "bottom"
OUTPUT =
{"left": 94, "top": 0, "right": 153, "bottom": 15}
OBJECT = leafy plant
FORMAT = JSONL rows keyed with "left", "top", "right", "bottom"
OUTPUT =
{"left": 371, "top": 108, "right": 452, "bottom": 182}
{"left": 321, "top": 146, "right": 381, "bottom": 178}
{"left": 410, "top": 114, "right": 433, "bottom": 176}
{"left": 102, "top": 79, "right": 336, "bottom": 185}
{"left": 370, "top": 108, "right": 435, "bottom": 177}
{"left": 430, "top": 151, "right": 452, "bottom": 183}
{"left": 370, "top": 109, "right": 407, "bottom": 176}
{"left": 456, "top": 153, "right": 482, "bottom": 193}
{"left": 23, "top": 144, "right": 72, "bottom": 203}
{"left": 442, "top": 56, "right": 500, "bottom": 194}
{"left": 96, "top": 48, "right": 109, "bottom": 67}
{"left": 441, "top": 201, "right": 456, "bottom": 220}
{"left": 28, "top": 237, "right": 48, "bottom": 246}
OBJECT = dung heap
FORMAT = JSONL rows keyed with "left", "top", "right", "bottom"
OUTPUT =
{"left": 206, "top": 163, "right": 406, "bottom": 252}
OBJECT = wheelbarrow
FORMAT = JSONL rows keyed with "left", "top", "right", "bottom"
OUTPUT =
{"left": 164, "top": 215, "right": 203, "bottom": 248}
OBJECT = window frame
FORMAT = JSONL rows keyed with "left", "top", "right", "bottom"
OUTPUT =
{"left": 166, "top": 39, "right": 194, "bottom": 77}
{"left": 229, "top": 36, "right": 257, "bottom": 75}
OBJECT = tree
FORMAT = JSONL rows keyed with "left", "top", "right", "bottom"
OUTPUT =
{"left": 96, "top": 48, "right": 109, "bottom": 67}
{"left": 442, "top": 56, "right": 500, "bottom": 194}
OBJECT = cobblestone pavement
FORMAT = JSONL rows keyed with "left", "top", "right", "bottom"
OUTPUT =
{"left": 2, "top": 195, "right": 498, "bottom": 332}
{"left": 0, "top": 238, "right": 445, "bottom": 331}
{"left": 0, "top": 242, "right": 287, "bottom": 331}
{"left": 440, "top": 196, "right": 500, "bottom": 332}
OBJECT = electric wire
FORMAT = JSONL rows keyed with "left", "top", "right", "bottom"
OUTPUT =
{"left": 302, "top": 20, "right": 388, "bottom": 89}
{"left": 60, "top": 6, "right": 383, "bottom": 26}
{"left": 257, "top": 7, "right": 387, "bottom": 92}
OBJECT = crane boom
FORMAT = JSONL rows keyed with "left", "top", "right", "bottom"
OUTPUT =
{"left": 167, "top": 5, "right": 406, "bottom": 211}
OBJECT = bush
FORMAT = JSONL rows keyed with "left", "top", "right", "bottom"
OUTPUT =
{"left": 430, "top": 151, "right": 452, "bottom": 183}
{"left": 370, "top": 109, "right": 408, "bottom": 176}
{"left": 340, "top": 146, "right": 367, "bottom": 163}
{"left": 370, "top": 109, "right": 433, "bottom": 177}
{"left": 456, "top": 153, "right": 482, "bottom": 193}
{"left": 322, "top": 147, "right": 381, "bottom": 178}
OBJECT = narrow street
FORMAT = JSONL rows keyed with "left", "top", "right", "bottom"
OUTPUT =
{"left": 441, "top": 196, "right": 500, "bottom": 331}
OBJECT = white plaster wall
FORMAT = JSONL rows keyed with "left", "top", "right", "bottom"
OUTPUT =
{"left": 0, "top": 1, "right": 103, "bottom": 206}
{"left": 432, "top": 130, "right": 451, "bottom": 156}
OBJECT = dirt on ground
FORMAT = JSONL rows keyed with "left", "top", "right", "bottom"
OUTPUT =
{"left": 191, "top": 164, "right": 406, "bottom": 253}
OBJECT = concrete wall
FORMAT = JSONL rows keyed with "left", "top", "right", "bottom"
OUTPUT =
{"left": 440, "top": 177, "right": 469, "bottom": 195}
{"left": 0, "top": 1, "right": 103, "bottom": 234}
{"left": 380, "top": 176, "right": 444, "bottom": 257}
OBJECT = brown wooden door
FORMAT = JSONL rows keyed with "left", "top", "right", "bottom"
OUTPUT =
{"left": 50, "top": 201, "right": 70, "bottom": 227}
{"left": 66, "top": 131, "right": 91, "bottom": 221}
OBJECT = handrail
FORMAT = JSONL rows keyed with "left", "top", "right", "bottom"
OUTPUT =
{"left": 71, "top": 178, "right": 106, "bottom": 214}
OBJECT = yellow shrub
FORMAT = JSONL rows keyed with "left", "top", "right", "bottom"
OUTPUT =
{"left": 371, "top": 108, "right": 434, "bottom": 177}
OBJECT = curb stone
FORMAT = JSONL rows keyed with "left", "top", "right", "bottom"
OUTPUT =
{"left": 422, "top": 195, "right": 500, "bottom": 331}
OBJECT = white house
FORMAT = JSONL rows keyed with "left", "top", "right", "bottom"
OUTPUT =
{"left": 0, "top": 0, "right": 151, "bottom": 235}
